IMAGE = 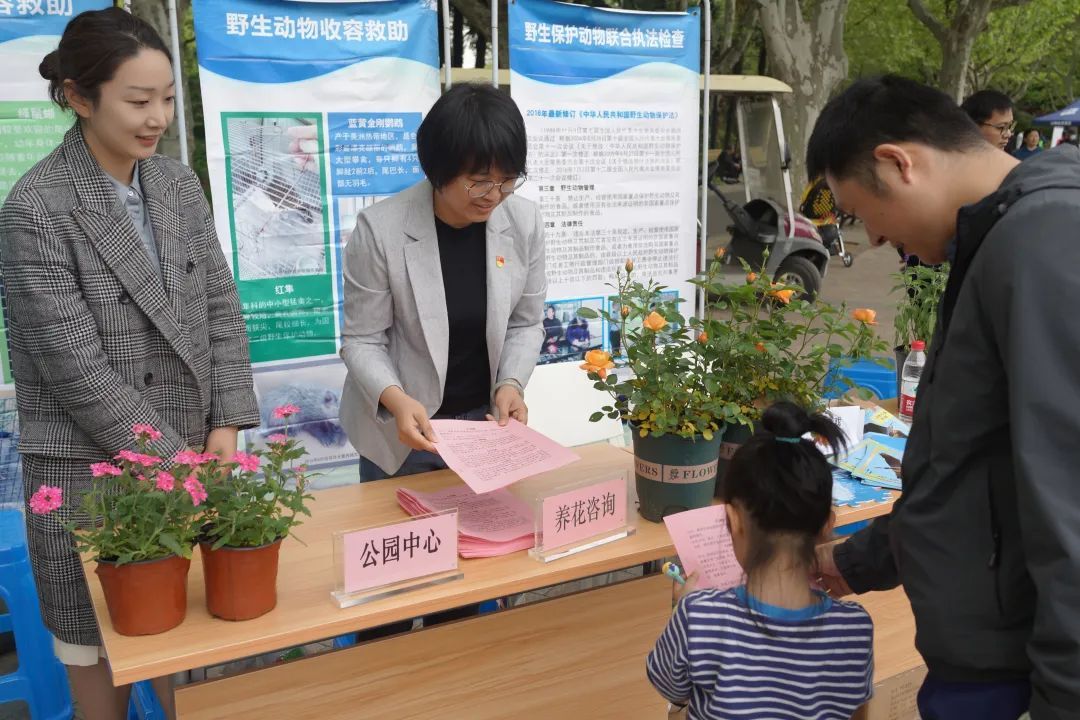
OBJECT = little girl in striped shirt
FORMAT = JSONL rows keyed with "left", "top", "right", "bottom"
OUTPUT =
{"left": 648, "top": 402, "right": 875, "bottom": 720}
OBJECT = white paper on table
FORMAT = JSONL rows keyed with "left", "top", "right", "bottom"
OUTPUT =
{"left": 663, "top": 505, "right": 744, "bottom": 592}
{"left": 429, "top": 418, "right": 581, "bottom": 494}
{"left": 399, "top": 486, "right": 534, "bottom": 542}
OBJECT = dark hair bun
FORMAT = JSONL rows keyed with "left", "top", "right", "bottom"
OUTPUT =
{"left": 38, "top": 50, "right": 60, "bottom": 82}
{"left": 760, "top": 400, "right": 847, "bottom": 458}
{"left": 38, "top": 8, "right": 170, "bottom": 113}
{"left": 760, "top": 401, "right": 810, "bottom": 439}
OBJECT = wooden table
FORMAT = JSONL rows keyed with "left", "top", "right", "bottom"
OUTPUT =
{"left": 83, "top": 442, "right": 910, "bottom": 718}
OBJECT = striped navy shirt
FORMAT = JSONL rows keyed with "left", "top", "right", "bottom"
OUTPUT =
{"left": 647, "top": 587, "right": 874, "bottom": 719}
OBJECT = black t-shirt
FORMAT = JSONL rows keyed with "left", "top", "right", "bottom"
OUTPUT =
{"left": 434, "top": 216, "right": 490, "bottom": 416}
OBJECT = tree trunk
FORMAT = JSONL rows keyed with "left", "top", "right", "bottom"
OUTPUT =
{"left": 451, "top": 8, "right": 464, "bottom": 68}
{"left": 451, "top": 0, "right": 506, "bottom": 68}
{"left": 906, "top": 0, "right": 1028, "bottom": 103}
{"left": 756, "top": 0, "right": 850, "bottom": 190}
{"left": 475, "top": 31, "right": 487, "bottom": 69}
{"left": 131, "top": 0, "right": 196, "bottom": 165}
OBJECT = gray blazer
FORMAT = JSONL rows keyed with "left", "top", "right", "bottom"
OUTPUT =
{"left": 1, "top": 124, "right": 259, "bottom": 646}
{"left": 339, "top": 180, "right": 546, "bottom": 474}
{"left": 0, "top": 124, "right": 260, "bottom": 460}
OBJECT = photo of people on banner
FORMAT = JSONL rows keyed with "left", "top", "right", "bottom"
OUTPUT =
{"left": 605, "top": 290, "right": 680, "bottom": 357}
{"left": 539, "top": 297, "right": 604, "bottom": 365}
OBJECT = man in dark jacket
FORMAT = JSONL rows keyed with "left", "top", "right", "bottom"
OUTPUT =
{"left": 808, "top": 75, "right": 1080, "bottom": 720}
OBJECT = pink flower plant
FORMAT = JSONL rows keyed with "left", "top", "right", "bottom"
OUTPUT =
{"left": 183, "top": 477, "right": 207, "bottom": 507}
{"left": 29, "top": 485, "right": 63, "bottom": 515}
{"left": 272, "top": 404, "right": 301, "bottom": 420}
{"left": 62, "top": 425, "right": 209, "bottom": 564}
{"left": 90, "top": 462, "right": 122, "bottom": 478}
{"left": 155, "top": 471, "right": 176, "bottom": 492}
{"left": 115, "top": 449, "right": 162, "bottom": 467}
{"left": 267, "top": 434, "right": 289, "bottom": 445}
{"left": 131, "top": 423, "right": 164, "bottom": 441}
{"left": 232, "top": 451, "right": 260, "bottom": 473}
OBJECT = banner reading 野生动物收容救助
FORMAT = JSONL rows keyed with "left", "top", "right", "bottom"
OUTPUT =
{"left": 193, "top": 0, "right": 439, "bottom": 475}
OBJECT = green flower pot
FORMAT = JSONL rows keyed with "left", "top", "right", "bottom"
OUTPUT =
{"left": 715, "top": 423, "right": 754, "bottom": 498}
{"left": 632, "top": 427, "right": 724, "bottom": 522}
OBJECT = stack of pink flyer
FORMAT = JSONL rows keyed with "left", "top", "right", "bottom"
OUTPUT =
{"left": 396, "top": 485, "right": 535, "bottom": 558}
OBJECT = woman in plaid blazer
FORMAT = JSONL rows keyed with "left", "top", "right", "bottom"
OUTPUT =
{"left": 0, "top": 9, "right": 258, "bottom": 717}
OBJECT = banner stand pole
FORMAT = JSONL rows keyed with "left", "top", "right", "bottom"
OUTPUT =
{"left": 441, "top": 0, "right": 452, "bottom": 90}
{"left": 167, "top": 0, "right": 189, "bottom": 165}
{"left": 698, "top": 0, "right": 711, "bottom": 321}
{"left": 491, "top": 0, "right": 499, "bottom": 86}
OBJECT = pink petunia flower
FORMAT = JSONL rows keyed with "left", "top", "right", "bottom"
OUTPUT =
{"left": 29, "top": 485, "right": 63, "bottom": 514}
{"left": 115, "top": 449, "right": 162, "bottom": 466}
{"left": 183, "top": 477, "right": 207, "bottom": 506}
{"left": 155, "top": 471, "right": 176, "bottom": 492}
{"left": 272, "top": 404, "right": 301, "bottom": 420}
{"left": 232, "top": 451, "right": 260, "bottom": 473}
{"left": 90, "top": 462, "right": 123, "bottom": 478}
{"left": 198, "top": 452, "right": 220, "bottom": 465}
{"left": 131, "top": 423, "right": 164, "bottom": 441}
{"left": 173, "top": 450, "right": 204, "bottom": 467}
{"left": 267, "top": 434, "right": 289, "bottom": 445}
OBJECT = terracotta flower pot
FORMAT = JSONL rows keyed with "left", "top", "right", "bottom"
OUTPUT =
{"left": 95, "top": 554, "right": 190, "bottom": 636}
{"left": 200, "top": 538, "right": 282, "bottom": 621}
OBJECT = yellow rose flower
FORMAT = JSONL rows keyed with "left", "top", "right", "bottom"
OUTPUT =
{"left": 852, "top": 308, "right": 877, "bottom": 325}
{"left": 642, "top": 311, "right": 668, "bottom": 332}
{"left": 580, "top": 349, "right": 616, "bottom": 379}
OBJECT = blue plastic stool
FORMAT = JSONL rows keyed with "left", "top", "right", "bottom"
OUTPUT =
{"left": 825, "top": 358, "right": 897, "bottom": 400}
{"left": 0, "top": 509, "right": 73, "bottom": 720}
{"left": 127, "top": 680, "right": 165, "bottom": 720}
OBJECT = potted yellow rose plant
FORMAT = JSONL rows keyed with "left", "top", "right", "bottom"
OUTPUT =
{"left": 691, "top": 254, "right": 888, "bottom": 482}
{"left": 578, "top": 261, "right": 748, "bottom": 522}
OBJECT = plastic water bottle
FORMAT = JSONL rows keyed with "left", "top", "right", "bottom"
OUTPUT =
{"left": 899, "top": 340, "right": 926, "bottom": 425}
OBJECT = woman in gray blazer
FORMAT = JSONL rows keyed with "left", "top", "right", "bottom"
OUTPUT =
{"left": 0, "top": 10, "right": 258, "bottom": 718}
{"left": 340, "top": 84, "right": 546, "bottom": 481}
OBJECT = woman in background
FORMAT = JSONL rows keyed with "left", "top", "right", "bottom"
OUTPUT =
{"left": 1, "top": 9, "right": 258, "bottom": 719}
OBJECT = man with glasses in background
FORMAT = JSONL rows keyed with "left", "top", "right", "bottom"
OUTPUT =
{"left": 962, "top": 89, "right": 1016, "bottom": 151}
{"left": 339, "top": 82, "right": 546, "bottom": 482}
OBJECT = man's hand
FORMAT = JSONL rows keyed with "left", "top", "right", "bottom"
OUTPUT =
{"left": 380, "top": 387, "right": 438, "bottom": 453}
{"left": 487, "top": 384, "right": 528, "bottom": 426}
{"left": 815, "top": 541, "right": 855, "bottom": 597}
{"left": 205, "top": 426, "right": 239, "bottom": 463}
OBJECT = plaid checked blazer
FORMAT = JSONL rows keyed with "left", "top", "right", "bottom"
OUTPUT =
{"left": 0, "top": 124, "right": 259, "bottom": 645}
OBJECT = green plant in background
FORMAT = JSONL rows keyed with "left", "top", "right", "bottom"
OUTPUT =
{"left": 893, "top": 263, "right": 949, "bottom": 351}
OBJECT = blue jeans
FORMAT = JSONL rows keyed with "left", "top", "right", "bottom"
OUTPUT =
{"left": 917, "top": 673, "right": 1030, "bottom": 720}
{"left": 358, "top": 405, "right": 489, "bottom": 482}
